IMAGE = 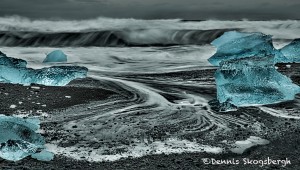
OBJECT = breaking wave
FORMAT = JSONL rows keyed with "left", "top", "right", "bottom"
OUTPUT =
{"left": 0, "top": 29, "right": 230, "bottom": 47}
{"left": 0, "top": 16, "right": 300, "bottom": 47}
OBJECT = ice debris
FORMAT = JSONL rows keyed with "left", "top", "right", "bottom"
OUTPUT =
{"left": 209, "top": 31, "right": 300, "bottom": 111}
{"left": 9, "top": 105, "right": 17, "bottom": 109}
{"left": 31, "top": 150, "right": 54, "bottom": 161}
{"left": 43, "top": 50, "right": 67, "bottom": 63}
{"left": 0, "top": 114, "right": 53, "bottom": 161}
{"left": 0, "top": 51, "right": 87, "bottom": 86}
{"left": 231, "top": 136, "right": 269, "bottom": 154}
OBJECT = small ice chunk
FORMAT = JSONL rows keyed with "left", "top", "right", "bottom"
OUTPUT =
{"left": 9, "top": 105, "right": 17, "bottom": 109}
{"left": 31, "top": 150, "right": 54, "bottom": 161}
{"left": 231, "top": 136, "right": 269, "bottom": 154}
{"left": 65, "top": 96, "right": 71, "bottom": 99}
{"left": 43, "top": 50, "right": 67, "bottom": 63}
{"left": 31, "top": 86, "right": 40, "bottom": 90}
{"left": 41, "top": 112, "right": 48, "bottom": 117}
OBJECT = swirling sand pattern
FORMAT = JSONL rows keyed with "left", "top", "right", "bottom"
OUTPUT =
{"left": 2, "top": 40, "right": 300, "bottom": 162}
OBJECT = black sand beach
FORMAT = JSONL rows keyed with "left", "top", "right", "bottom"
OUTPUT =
{"left": 1, "top": 134, "right": 300, "bottom": 170}
{"left": 1, "top": 65, "right": 300, "bottom": 169}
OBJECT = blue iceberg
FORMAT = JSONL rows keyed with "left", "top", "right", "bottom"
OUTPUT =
{"left": 0, "top": 115, "right": 53, "bottom": 161}
{"left": 215, "top": 56, "right": 300, "bottom": 107}
{"left": 208, "top": 31, "right": 287, "bottom": 66}
{"left": 0, "top": 51, "right": 87, "bottom": 86}
{"left": 43, "top": 50, "right": 67, "bottom": 63}
{"left": 209, "top": 31, "right": 300, "bottom": 111}
{"left": 280, "top": 39, "right": 300, "bottom": 63}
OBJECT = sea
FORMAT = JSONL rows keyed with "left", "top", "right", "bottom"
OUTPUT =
{"left": 1, "top": 16, "right": 300, "bottom": 162}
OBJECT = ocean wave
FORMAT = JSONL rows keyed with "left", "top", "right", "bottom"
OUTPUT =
{"left": 0, "top": 29, "right": 231, "bottom": 47}
{"left": 0, "top": 16, "right": 300, "bottom": 47}
{"left": 0, "top": 16, "right": 299, "bottom": 36}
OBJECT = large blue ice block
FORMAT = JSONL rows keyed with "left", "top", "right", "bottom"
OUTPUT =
{"left": 208, "top": 31, "right": 287, "bottom": 66}
{"left": 0, "top": 115, "right": 53, "bottom": 161}
{"left": 0, "top": 51, "right": 87, "bottom": 86}
{"left": 280, "top": 39, "right": 300, "bottom": 63}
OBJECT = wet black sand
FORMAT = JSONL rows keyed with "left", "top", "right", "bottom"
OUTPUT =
{"left": 1, "top": 65, "right": 300, "bottom": 170}
{"left": 0, "top": 79, "right": 116, "bottom": 115}
{"left": 2, "top": 133, "right": 300, "bottom": 170}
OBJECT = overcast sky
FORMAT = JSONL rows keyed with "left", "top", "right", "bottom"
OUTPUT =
{"left": 0, "top": 0, "right": 299, "bottom": 20}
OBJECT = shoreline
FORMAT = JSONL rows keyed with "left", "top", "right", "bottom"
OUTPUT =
{"left": 1, "top": 65, "right": 300, "bottom": 169}
{"left": 1, "top": 131, "right": 300, "bottom": 170}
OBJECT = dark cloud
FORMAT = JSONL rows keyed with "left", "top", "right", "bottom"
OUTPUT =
{"left": 0, "top": 0, "right": 299, "bottom": 20}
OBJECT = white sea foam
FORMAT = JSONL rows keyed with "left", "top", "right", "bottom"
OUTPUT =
{"left": 0, "top": 45, "right": 215, "bottom": 73}
{"left": 0, "top": 16, "right": 299, "bottom": 40}
{"left": 46, "top": 138, "right": 223, "bottom": 162}
{"left": 259, "top": 107, "right": 300, "bottom": 119}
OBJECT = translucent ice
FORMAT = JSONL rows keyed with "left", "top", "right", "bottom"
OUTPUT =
{"left": 0, "top": 52, "right": 27, "bottom": 68}
{"left": 208, "top": 31, "right": 300, "bottom": 111}
{"left": 31, "top": 150, "right": 54, "bottom": 161}
{"left": 0, "top": 51, "right": 87, "bottom": 86}
{"left": 280, "top": 39, "right": 300, "bottom": 63}
{"left": 208, "top": 31, "right": 287, "bottom": 66}
{"left": 43, "top": 50, "right": 67, "bottom": 63}
{"left": 0, "top": 115, "right": 53, "bottom": 161}
{"left": 215, "top": 56, "right": 300, "bottom": 108}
